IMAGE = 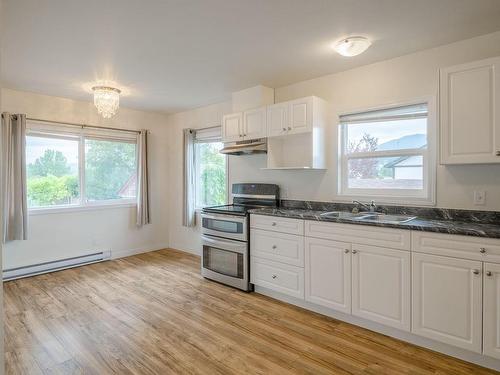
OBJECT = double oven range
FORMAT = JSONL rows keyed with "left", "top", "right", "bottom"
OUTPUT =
{"left": 201, "top": 183, "right": 279, "bottom": 291}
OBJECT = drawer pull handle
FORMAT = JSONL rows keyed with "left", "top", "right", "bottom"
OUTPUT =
{"left": 486, "top": 271, "right": 493, "bottom": 277}
{"left": 272, "top": 245, "right": 277, "bottom": 249}
{"left": 480, "top": 247, "right": 486, "bottom": 254}
{"left": 344, "top": 249, "right": 350, "bottom": 254}
{"left": 472, "top": 269, "right": 480, "bottom": 275}
{"left": 282, "top": 128, "right": 287, "bottom": 131}
{"left": 272, "top": 274, "right": 277, "bottom": 279}
{"left": 352, "top": 249, "right": 358, "bottom": 254}
{"left": 496, "top": 151, "right": 500, "bottom": 156}
{"left": 271, "top": 222, "right": 277, "bottom": 226}
{"left": 288, "top": 127, "right": 292, "bottom": 131}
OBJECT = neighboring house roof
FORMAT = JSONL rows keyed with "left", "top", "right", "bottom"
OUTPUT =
{"left": 383, "top": 145, "right": 426, "bottom": 169}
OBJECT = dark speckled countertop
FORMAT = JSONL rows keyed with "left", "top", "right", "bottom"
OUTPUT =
{"left": 248, "top": 207, "right": 500, "bottom": 239}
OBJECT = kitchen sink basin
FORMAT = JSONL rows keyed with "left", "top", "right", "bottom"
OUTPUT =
{"left": 352, "top": 214, "right": 417, "bottom": 224}
{"left": 320, "top": 211, "right": 373, "bottom": 220}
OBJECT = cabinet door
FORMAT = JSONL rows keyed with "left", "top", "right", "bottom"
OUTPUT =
{"left": 412, "top": 253, "right": 482, "bottom": 353}
{"left": 267, "top": 103, "right": 288, "bottom": 137}
{"left": 440, "top": 56, "right": 500, "bottom": 164}
{"left": 222, "top": 112, "right": 243, "bottom": 142}
{"left": 243, "top": 107, "right": 267, "bottom": 140}
{"left": 288, "top": 97, "right": 313, "bottom": 135}
{"left": 484, "top": 262, "right": 500, "bottom": 360}
{"left": 352, "top": 244, "right": 410, "bottom": 331}
{"left": 305, "top": 238, "right": 351, "bottom": 313}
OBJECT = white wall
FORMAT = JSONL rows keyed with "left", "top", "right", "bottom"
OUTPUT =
{"left": 169, "top": 31, "right": 500, "bottom": 255}
{"left": 1, "top": 89, "right": 170, "bottom": 269}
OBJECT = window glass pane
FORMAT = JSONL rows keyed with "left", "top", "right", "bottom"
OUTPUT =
{"left": 347, "top": 156, "right": 423, "bottom": 190}
{"left": 195, "top": 142, "right": 226, "bottom": 207}
{"left": 85, "top": 139, "right": 137, "bottom": 202}
{"left": 26, "top": 135, "right": 80, "bottom": 208}
{"left": 346, "top": 117, "right": 427, "bottom": 153}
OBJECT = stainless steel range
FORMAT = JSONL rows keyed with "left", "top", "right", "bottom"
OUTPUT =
{"left": 201, "top": 183, "right": 279, "bottom": 291}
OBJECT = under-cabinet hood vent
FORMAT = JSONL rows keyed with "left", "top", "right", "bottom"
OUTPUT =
{"left": 220, "top": 139, "right": 267, "bottom": 155}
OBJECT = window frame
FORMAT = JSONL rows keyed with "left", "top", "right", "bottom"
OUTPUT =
{"left": 26, "top": 123, "right": 139, "bottom": 214}
{"left": 337, "top": 98, "right": 437, "bottom": 206}
{"left": 193, "top": 128, "right": 228, "bottom": 210}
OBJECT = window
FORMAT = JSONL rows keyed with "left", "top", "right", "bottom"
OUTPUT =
{"left": 194, "top": 127, "right": 227, "bottom": 208}
{"left": 26, "top": 122, "right": 138, "bottom": 210}
{"left": 339, "top": 102, "right": 435, "bottom": 203}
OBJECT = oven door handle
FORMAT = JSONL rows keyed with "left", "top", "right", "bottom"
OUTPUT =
{"left": 201, "top": 213, "right": 246, "bottom": 223}
{"left": 202, "top": 236, "right": 247, "bottom": 254}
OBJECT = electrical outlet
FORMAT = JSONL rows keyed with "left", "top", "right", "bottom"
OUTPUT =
{"left": 473, "top": 190, "right": 486, "bottom": 205}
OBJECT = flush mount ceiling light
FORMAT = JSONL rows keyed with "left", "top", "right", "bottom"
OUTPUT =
{"left": 334, "top": 36, "right": 371, "bottom": 57}
{"left": 92, "top": 86, "right": 121, "bottom": 118}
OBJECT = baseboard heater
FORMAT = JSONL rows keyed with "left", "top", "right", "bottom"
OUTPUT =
{"left": 3, "top": 250, "right": 112, "bottom": 281}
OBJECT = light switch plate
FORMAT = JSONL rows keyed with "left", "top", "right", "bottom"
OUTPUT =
{"left": 473, "top": 190, "right": 486, "bottom": 205}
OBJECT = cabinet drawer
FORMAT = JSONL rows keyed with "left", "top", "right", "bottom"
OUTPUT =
{"left": 412, "top": 231, "right": 500, "bottom": 263}
{"left": 251, "top": 214, "right": 304, "bottom": 235}
{"left": 305, "top": 221, "right": 410, "bottom": 250}
{"left": 250, "top": 229, "right": 304, "bottom": 267}
{"left": 251, "top": 257, "right": 304, "bottom": 299}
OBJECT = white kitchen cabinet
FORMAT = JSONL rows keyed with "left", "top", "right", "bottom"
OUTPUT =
{"left": 440, "top": 56, "right": 500, "bottom": 164}
{"left": 288, "top": 96, "right": 313, "bottom": 135}
{"left": 305, "top": 237, "right": 351, "bottom": 314}
{"left": 243, "top": 106, "right": 267, "bottom": 140}
{"left": 251, "top": 257, "right": 304, "bottom": 299}
{"left": 267, "top": 102, "right": 288, "bottom": 137}
{"left": 251, "top": 229, "right": 304, "bottom": 267}
{"left": 484, "top": 262, "right": 500, "bottom": 360}
{"left": 351, "top": 244, "right": 410, "bottom": 331}
{"left": 222, "top": 112, "right": 243, "bottom": 142}
{"left": 412, "top": 252, "right": 482, "bottom": 353}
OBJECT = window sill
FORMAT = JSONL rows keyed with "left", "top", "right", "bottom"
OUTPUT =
{"left": 335, "top": 194, "right": 436, "bottom": 207}
{"left": 28, "top": 202, "right": 137, "bottom": 216}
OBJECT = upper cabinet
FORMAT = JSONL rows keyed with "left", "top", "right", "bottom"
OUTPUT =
{"left": 222, "top": 106, "right": 267, "bottom": 142}
{"left": 440, "top": 56, "right": 500, "bottom": 164}
{"left": 222, "top": 112, "right": 244, "bottom": 142}
{"left": 243, "top": 107, "right": 267, "bottom": 140}
{"left": 267, "top": 97, "right": 314, "bottom": 138}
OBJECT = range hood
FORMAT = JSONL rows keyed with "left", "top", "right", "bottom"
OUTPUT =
{"left": 220, "top": 139, "right": 267, "bottom": 155}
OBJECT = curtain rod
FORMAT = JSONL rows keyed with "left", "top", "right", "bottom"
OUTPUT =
{"left": 25, "top": 117, "right": 142, "bottom": 134}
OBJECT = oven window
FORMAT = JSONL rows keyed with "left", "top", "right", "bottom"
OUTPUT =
{"left": 202, "top": 218, "right": 243, "bottom": 234}
{"left": 203, "top": 246, "right": 244, "bottom": 278}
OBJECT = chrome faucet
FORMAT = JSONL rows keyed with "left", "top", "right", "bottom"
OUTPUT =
{"left": 352, "top": 200, "right": 377, "bottom": 213}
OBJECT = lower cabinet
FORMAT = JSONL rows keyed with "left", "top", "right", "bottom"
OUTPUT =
{"left": 351, "top": 244, "right": 411, "bottom": 331}
{"left": 484, "top": 262, "right": 500, "bottom": 360}
{"left": 305, "top": 237, "right": 351, "bottom": 314}
{"left": 412, "top": 252, "right": 483, "bottom": 353}
{"left": 251, "top": 257, "right": 304, "bottom": 299}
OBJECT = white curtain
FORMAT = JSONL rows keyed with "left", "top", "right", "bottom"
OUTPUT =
{"left": 182, "top": 128, "right": 196, "bottom": 227}
{"left": 1, "top": 113, "right": 28, "bottom": 242}
{"left": 136, "top": 129, "right": 150, "bottom": 227}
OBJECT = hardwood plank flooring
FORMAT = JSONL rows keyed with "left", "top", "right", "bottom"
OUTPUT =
{"left": 4, "top": 249, "right": 498, "bottom": 374}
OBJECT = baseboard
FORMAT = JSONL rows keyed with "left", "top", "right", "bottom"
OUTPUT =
{"left": 255, "top": 286, "right": 500, "bottom": 372}
{"left": 111, "top": 243, "right": 170, "bottom": 259}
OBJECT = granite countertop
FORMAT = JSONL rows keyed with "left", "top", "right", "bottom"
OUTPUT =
{"left": 248, "top": 207, "right": 500, "bottom": 239}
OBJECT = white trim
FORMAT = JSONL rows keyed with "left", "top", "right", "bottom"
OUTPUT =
{"left": 337, "top": 97, "right": 437, "bottom": 206}
{"left": 29, "top": 201, "right": 136, "bottom": 216}
{"left": 110, "top": 242, "right": 170, "bottom": 260}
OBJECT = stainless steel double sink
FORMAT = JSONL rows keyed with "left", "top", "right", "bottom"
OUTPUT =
{"left": 319, "top": 211, "right": 417, "bottom": 224}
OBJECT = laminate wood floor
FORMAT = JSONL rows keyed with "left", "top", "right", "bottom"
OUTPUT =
{"left": 4, "top": 249, "right": 498, "bottom": 375}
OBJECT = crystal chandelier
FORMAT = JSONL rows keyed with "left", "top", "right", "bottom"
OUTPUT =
{"left": 92, "top": 86, "right": 121, "bottom": 118}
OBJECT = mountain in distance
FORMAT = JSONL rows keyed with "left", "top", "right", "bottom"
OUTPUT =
{"left": 378, "top": 133, "right": 426, "bottom": 151}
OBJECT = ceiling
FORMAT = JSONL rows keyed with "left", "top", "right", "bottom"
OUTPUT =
{"left": 2, "top": 0, "right": 500, "bottom": 114}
